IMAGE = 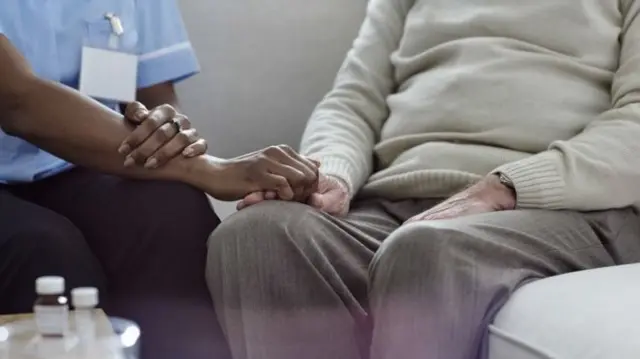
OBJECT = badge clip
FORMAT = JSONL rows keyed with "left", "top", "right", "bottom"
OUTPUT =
{"left": 104, "top": 13, "right": 124, "bottom": 49}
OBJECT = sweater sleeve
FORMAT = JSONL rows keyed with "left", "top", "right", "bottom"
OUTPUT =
{"left": 299, "top": 0, "right": 414, "bottom": 196}
{"left": 494, "top": 0, "right": 640, "bottom": 211}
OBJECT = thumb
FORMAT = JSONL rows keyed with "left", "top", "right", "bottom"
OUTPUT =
{"left": 237, "top": 191, "right": 266, "bottom": 210}
{"left": 308, "top": 193, "right": 325, "bottom": 210}
{"left": 124, "top": 101, "right": 149, "bottom": 124}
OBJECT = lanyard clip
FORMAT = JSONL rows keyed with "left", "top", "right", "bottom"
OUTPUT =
{"left": 104, "top": 13, "right": 124, "bottom": 36}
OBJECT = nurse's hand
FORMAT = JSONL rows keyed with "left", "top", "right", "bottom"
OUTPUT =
{"left": 117, "top": 102, "right": 208, "bottom": 169}
{"left": 190, "top": 146, "right": 320, "bottom": 201}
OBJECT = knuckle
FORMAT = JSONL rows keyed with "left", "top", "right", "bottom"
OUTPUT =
{"left": 124, "top": 102, "right": 138, "bottom": 117}
{"left": 155, "top": 124, "right": 173, "bottom": 142}
{"left": 177, "top": 131, "right": 192, "bottom": 144}
{"left": 142, "top": 116, "right": 161, "bottom": 131}
{"left": 180, "top": 115, "right": 191, "bottom": 127}
{"left": 263, "top": 146, "right": 279, "bottom": 157}
{"left": 158, "top": 104, "right": 176, "bottom": 114}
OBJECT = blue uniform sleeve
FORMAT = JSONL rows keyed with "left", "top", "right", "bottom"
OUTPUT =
{"left": 135, "top": 0, "right": 200, "bottom": 89}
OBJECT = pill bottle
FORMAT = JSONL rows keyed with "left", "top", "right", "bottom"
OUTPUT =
{"left": 34, "top": 276, "right": 68, "bottom": 338}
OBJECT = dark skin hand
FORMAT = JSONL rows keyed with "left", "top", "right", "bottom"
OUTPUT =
{"left": 118, "top": 83, "right": 208, "bottom": 168}
{"left": 0, "top": 35, "right": 318, "bottom": 201}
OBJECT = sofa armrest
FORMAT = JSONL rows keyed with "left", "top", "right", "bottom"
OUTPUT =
{"left": 489, "top": 264, "right": 640, "bottom": 359}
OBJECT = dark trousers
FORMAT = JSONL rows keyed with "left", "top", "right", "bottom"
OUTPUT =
{"left": 0, "top": 168, "right": 230, "bottom": 359}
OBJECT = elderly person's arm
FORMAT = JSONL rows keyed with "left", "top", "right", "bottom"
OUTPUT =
{"left": 492, "top": 0, "right": 640, "bottom": 210}
{"left": 300, "top": 0, "right": 415, "bottom": 197}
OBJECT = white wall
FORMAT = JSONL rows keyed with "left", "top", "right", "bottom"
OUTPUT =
{"left": 176, "top": 0, "right": 366, "bottom": 217}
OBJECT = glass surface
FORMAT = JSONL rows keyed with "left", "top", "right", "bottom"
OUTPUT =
{"left": 0, "top": 314, "right": 140, "bottom": 359}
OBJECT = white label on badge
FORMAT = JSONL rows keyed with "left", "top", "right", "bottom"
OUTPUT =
{"left": 79, "top": 47, "right": 138, "bottom": 103}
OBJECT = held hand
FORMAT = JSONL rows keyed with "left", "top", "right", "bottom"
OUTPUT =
{"left": 117, "top": 102, "right": 208, "bottom": 168}
{"left": 306, "top": 174, "right": 350, "bottom": 216}
{"left": 405, "top": 175, "right": 516, "bottom": 223}
{"left": 238, "top": 173, "right": 351, "bottom": 217}
{"left": 197, "top": 145, "right": 319, "bottom": 201}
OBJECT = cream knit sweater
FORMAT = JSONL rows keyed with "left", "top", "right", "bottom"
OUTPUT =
{"left": 300, "top": 0, "right": 640, "bottom": 210}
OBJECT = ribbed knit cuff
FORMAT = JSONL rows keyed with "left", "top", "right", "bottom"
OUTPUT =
{"left": 311, "top": 156, "right": 365, "bottom": 198}
{"left": 493, "top": 151, "right": 565, "bottom": 209}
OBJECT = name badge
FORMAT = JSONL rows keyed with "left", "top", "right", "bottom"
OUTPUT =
{"left": 79, "top": 13, "right": 137, "bottom": 103}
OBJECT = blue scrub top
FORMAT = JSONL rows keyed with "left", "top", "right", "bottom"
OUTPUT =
{"left": 0, "top": 0, "right": 200, "bottom": 183}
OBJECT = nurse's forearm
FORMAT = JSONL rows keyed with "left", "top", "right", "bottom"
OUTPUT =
{"left": 0, "top": 34, "right": 211, "bottom": 188}
{"left": 2, "top": 77, "right": 211, "bottom": 185}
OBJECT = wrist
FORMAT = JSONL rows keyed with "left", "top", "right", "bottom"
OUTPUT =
{"left": 485, "top": 174, "right": 517, "bottom": 210}
{"left": 324, "top": 174, "right": 352, "bottom": 195}
{"left": 179, "top": 155, "right": 224, "bottom": 190}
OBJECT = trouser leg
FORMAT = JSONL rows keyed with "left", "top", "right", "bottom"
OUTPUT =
{"left": 206, "top": 199, "right": 427, "bottom": 359}
{"left": 368, "top": 208, "right": 640, "bottom": 359}
{"left": 0, "top": 190, "right": 106, "bottom": 314}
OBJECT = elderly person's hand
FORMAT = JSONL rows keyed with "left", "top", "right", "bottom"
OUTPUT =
{"left": 405, "top": 175, "right": 516, "bottom": 223}
{"left": 117, "top": 101, "right": 207, "bottom": 168}
{"left": 238, "top": 172, "right": 351, "bottom": 216}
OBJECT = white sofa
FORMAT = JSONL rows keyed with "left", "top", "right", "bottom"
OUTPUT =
{"left": 177, "top": 1, "right": 640, "bottom": 358}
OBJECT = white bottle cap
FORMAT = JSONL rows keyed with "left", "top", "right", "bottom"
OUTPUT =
{"left": 71, "top": 287, "right": 99, "bottom": 308}
{"left": 35, "top": 276, "right": 65, "bottom": 295}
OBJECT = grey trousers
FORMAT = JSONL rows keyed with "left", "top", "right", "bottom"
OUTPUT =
{"left": 206, "top": 199, "right": 640, "bottom": 359}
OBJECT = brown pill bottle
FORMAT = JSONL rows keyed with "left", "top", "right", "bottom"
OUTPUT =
{"left": 34, "top": 276, "right": 69, "bottom": 338}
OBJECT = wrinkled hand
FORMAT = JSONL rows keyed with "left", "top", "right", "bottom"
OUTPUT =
{"left": 238, "top": 173, "right": 350, "bottom": 216}
{"left": 117, "top": 102, "right": 207, "bottom": 169}
{"left": 406, "top": 175, "right": 516, "bottom": 223}
{"left": 201, "top": 145, "right": 319, "bottom": 201}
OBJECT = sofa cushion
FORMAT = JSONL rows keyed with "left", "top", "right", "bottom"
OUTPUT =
{"left": 489, "top": 264, "right": 640, "bottom": 359}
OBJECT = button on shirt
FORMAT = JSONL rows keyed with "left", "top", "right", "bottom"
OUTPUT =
{"left": 0, "top": 0, "right": 200, "bottom": 183}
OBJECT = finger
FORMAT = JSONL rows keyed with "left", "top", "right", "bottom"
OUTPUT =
{"left": 237, "top": 191, "right": 266, "bottom": 210}
{"left": 182, "top": 139, "right": 208, "bottom": 157}
{"left": 278, "top": 146, "right": 318, "bottom": 182}
{"left": 126, "top": 122, "right": 180, "bottom": 167}
{"left": 264, "top": 174, "right": 294, "bottom": 201}
{"left": 264, "top": 191, "right": 277, "bottom": 200}
{"left": 175, "top": 113, "right": 192, "bottom": 130}
{"left": 264, "top": 159, "right": 306, "bottom": 191}
{"left": 308, "top": 158, "right": 321, "bottom": 168}
{"left": 140, "top": 128, "right": 199, "bottom": 169}
{"left": 265, "top": 146, "right": 317, "bottom": 182}
{"left": 268, "top": 148, "right": 318, "bottom": 200}
{"left": 308, "top": 193, "right": 325, "bottom": 209}
{"left": 123, "top": 102, "right": 149, "bottom": 124}
{"left": 120, "top": 104, "right": 177, "bottom": 158}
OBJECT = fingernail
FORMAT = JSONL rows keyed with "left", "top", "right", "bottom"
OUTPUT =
{"left": 144, "top": 157, "right": 158, "bottom": 169}
{"left": 183, "top": 148, "right": 194, "bottom": 157}
{"left": 123, "top": 156, "right": 135, "bottom": 167}
{"left": 118, "top": 144, "right": 130, "bottom": 155}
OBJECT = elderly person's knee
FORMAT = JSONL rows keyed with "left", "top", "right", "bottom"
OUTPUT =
{"left": 207, "top": 201, "right": 323, "bottom": 276}
{"left": 209, "top": 201, "right": 316, "bottom": 249}
{"left": 370, "top": 221, "right": 476, "bottom": 285}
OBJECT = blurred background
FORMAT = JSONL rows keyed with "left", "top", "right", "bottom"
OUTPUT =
{"left": 176, "top": 0, "right": 366, "bottom": 217}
